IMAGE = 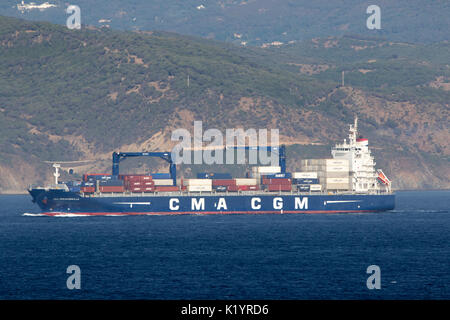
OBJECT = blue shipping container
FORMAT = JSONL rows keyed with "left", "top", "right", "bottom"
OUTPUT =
{"left": 197, "top": 172, "right": 232, "bottom": 179}
{"left": 152, "top": 173, "right": 171, "bottom": 179}
{"left": 264, "top": 173, "right": 292, "bottom": 179}
{"left": 293, "top": 178, "right": 319, "bottom": 185}
{"left": 297, "top": 184, "right": 311, "bottom": 191}
{"left": 99, "top": 180, "right": 124, "bottom": 186}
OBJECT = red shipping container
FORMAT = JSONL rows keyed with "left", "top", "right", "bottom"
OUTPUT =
{"left": 143, "top": 181, "right": 155, "bottom": 186}
{"left": 227, "top": 185, "right": 259, "bottom": 192}
{"left": 81, "top": 186, "right": 95, "bottom": 193}
{"left": 212, "top": 179, "right": 236, "bottom": 186}
{"left": 263, "top": 178, "right": 292, "bottom": 185}
{"left": 268, "top": 184, "right": 292, "bottom": 192}
{"left": 99, "top": 186, "right": 124, "bottom": 193}
{"left": 155, "top": 186, "right": 179, "bottom": 192}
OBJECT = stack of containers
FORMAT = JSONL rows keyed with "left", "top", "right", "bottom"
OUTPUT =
{"left": 81, "top": 181, "right": 95, "bottom": 193}
{"left": 121, "top": 175, "right": 155, "bottom": 192}
{"left": 300, "top": 159, "right": 350, "bottom": 191}
{"left": 186, "top": 179, "right": 212, "bottom": 192}
{"left": 292, "top": 172, "right": 321, "bottom": 192}
{"left": 67, "top": 181, "right": 83, "bottom": 193}
{"left": 264, "top": 178, "right": 292, "bottom": 192}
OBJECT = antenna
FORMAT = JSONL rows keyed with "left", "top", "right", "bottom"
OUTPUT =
{"left": 341, "top": 71, "right": 345, "bottom": 87}
{"left": 53, "top": 163, "right": 61, "bottom": 185}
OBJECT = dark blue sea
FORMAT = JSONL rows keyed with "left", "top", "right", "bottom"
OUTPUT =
{"left": 0, "top": 190, "right": 448, "bottom": 300}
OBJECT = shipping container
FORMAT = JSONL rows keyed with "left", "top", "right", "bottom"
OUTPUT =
{"left": 292, "top": 178, "right": 319, "bottom": 185}
{"left": 196, "top": 172, "right": 232, "bottom": 179}
{"left": 186, "top": 179, "right": 212, "bottom": 186}
{"left": 325, "top": 183, "right": 350, "bottom": 190}
{"left": 99, "top": 186, "right": 125, "bottom": 193}
{"left": 325, "top": 165, "right": 349, "bottom": 172}
{"left": 130, "top": 186, "right": 155, "bottom": 192}
{"left": 262, "top": 178, "right": 292, "bottom": 185}
{"left": 264, "top": 173, "right": 292, "bottom": 179}
{"left": 235, "top": 178, "right": 258, "bottom": 186}
{"left": 84, "top": 174, "right": 111, "bottom": 182}
{"left": 228, "top": 185, "right": 259, "bottom": 192}
{"left": 213, "top": 186, "right": 228, "bottom": 192}
{"left": 212, "top": 179, "right": 236, "bottom": 186}
{"left": 255, "top": 166, "right": 281, "bottom": 174}
{"left": 297, "top": 184, "right": 310, "bottom": 192}
{"left": 153, "top": 179, "right": 174, "bottom": 186}
{"left": 99, "top": 180, "right": 124, "bottom": 186}
{"left": 81, "top": 186, "right": 95, "bottom": 193}
{"left": 155, "top": 186, "right": 180, "bottom": 192}
{"left": 151, "top": 173, "right": 171, "bottom": 179}
{"left": 318, "top": 171, "right": 349, "bottom": 178}
{"left": 292, "top": 172, "right": 318, "bottom": 179}
{"left": 267, "top": 184, "right": 292, "bottom": 192}
{"left": 310, "top": 184, "right": 322, "bottom": 191}
{"left": 187, "top": 185, "right": 212, "bottom": 192}
{"left": 122, "top": 175, "right": 153, "bottom": 182}
{"left": 326, "top": 177, "right": 349, "bottom": 184}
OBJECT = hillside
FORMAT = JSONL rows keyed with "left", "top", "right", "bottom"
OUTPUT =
{"left": 0, "top": 16, "right": 449, "bottom": 192}
{"left": 1, "top": 0, "right": 449, "bottom": 45}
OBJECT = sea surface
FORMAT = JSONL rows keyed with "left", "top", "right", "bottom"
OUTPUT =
{"left": 0, "top": 190, "right": 448, "bottom": 299}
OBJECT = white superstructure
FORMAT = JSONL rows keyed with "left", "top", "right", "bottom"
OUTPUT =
{"left": 331, "top": 117, "right": 391, "bottom": 193}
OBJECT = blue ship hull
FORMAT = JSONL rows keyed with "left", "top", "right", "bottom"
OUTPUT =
{"left": 29, "top": 189, "right": 395, "bottom": 215}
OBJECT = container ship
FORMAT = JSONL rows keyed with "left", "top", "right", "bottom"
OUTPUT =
{"left": 28, "top": 118, "right": 395, "bottom": 215}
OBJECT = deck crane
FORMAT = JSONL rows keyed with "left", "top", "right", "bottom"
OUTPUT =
{"left": 112, "top": 152, "right": 176, "bottom": 186}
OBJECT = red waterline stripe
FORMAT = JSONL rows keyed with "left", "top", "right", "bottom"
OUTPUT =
{"left": 41, "top": 210, "right": 377, "bottom": 216}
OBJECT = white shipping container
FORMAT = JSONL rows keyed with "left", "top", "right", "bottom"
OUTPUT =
{"left": 318, "top": 171, "right": 349, "bottom": 178}
{"left": 187, "top": 185, "right": 212, "bottom": 192}
{"left": 325, "top": 165, "right": 349, "bottom": 172}
{"left": 325, "top": 159, "right": 349, "bottom": 166}
{"left": 235, "top": 178, "right": 258, "bottom": 186}
{"left": 326, "top": 177, "right": 349, "bottom": 184}
{"left": 310, "top": 184, "right": 322, "bottom": 191}
{"left": 292, "top": 172, "right": 318, "bottom": 179}
{"left": 153, "top": 179, "right": 174, "bottom": 186}
{"left": 186, "top": 179, "right": 212, "bottom": 186}
{"left": 325, "top": 183, "right": 350, "bottom": 190}
{"left": 257, "top": 166, "right": 281, "bottom": 174}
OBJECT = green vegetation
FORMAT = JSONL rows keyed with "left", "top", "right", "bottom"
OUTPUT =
{"left": 1, "top": 0, "right": 448, "bottom": 45}
{"left": 0, "top": 16, "right": 448, "bottom": 190}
